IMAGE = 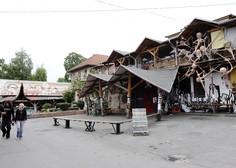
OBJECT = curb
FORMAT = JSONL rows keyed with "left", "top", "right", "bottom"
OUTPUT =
{"left": 28, "top": 109, "right": 86, "bottom": 119}
{"left": 173, "top": 112, "right": 236, "bottom": 118}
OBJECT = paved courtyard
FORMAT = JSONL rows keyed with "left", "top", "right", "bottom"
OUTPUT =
{"left": 1, "top": 113, "right": 236, "bottom": 168}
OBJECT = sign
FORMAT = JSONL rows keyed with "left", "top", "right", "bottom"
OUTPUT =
{"left": 132, "top": 108, "right": 149, "bottom": 136}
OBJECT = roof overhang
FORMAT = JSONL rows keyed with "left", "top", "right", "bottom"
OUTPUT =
{"left": 79, "top": 74, "right": 113, "bottom": 97}
{"left": 0, "top": 96, "right": 15, "bottom": 103}
{"left": 27, "top": 96, "right": 63, "bottom": 101}
{"left": 110, "top": 65, "right": 179, "bottom": 93}
{"left": 106, "top": 50, "right": 131, "bottom": 63}
{"left": 80, "top": 66, "right": 179, "bottom": 97}
{"left": 135, "top": 37, "right": 162, "bottom": 53}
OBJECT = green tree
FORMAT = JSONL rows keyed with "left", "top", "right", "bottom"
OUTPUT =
{"left": 62, "top": 52, "right": 86, "bottom": 81}
{"left": 71, "top": 78, "right": 85, "bottom": 93}
{"left": 0, "top": 58, "right": 8, "bottom": 78}
{"left": 64, "top": 52, "right": 86, "bottom": 71}
{"left": 32, "top": 65, "right": 47, "bottom": 81}
{"left": 5, "top": 49, "right": 33, "bottom": 80}
{"left": 62, "top": 78, "right": 85, "bottom": 103}
{"left": 62, "top": 90, "right": 75, "bottom": 103}
{"left": 57, "top": 77, "right": 67, "bottom": 82}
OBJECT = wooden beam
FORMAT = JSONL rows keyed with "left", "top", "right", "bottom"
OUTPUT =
{"left": 98, "top": 79, "right": 103, "bottom": 98}
{"left": 114, "top": 83, "right": 128, "bottom": 92}
{"left": 131, "top": 79, "right": 144, "bottom": 91}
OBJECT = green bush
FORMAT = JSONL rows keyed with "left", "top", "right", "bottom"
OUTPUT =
{"left": 42, "top": 103, "right": 51, "bottom": 109}
{"left": 57, "top": 103, "right": 70, "bottom": 111}
{"left": 62, "top": 90, "right": 74, "bottom": 103}
{"left": 77, "top": 100, "right": 85, "bottom": 109}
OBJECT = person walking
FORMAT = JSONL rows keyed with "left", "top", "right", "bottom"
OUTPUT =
{"left": 1, "top": 101, "right": 14, "bottom": 139}
{"left": 15, "top": 103, "right": 27, "bottom": 139}
{"left": 0, "top": 103, "right": 4, "bottom": 128}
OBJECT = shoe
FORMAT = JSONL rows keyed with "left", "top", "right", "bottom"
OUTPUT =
{"left": 2, "top": 132, "right": 6, "bottom": 137}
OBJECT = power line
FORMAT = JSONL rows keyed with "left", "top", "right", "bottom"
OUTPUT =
{"left": 0, "top": 3, "right": 235, "bottom": 14}
{"left": 93, "top": 0, "right": 181, "bottom": 22}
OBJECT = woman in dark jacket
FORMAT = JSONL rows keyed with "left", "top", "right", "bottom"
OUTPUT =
{"left": 1, "top": 101, "right": 14, "bottom": 139}
{"left": 15, "top": 103, "right": 27, "bottom": 139}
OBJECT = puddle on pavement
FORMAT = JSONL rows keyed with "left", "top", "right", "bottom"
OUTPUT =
{"left": 166, "top": 154, "right": 189, "bottom": 163}
{"left": 190, "top": 117, "right": 211, "bottom": 120}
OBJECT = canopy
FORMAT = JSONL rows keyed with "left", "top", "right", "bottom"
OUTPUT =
{"left": 110, "top": 65, "right": 179, "bottom": 93}
{"left": 79, "top": 74, "right": 112, "bottom": 97}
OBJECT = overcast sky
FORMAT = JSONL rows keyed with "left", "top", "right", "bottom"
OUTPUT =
{"left": 0, "top": 0, "right": 236, "bottom": 82}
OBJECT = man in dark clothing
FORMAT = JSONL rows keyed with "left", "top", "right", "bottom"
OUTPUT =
{"left": 0, "top": 104, "right": 4, "bottom": 127}
{"left": 1, "top": 101, "right": 14, "bottom": 139}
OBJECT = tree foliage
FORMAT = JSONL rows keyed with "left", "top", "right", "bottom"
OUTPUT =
{"left": 32, "top": 65, "right": 47, "bottom": 81}
{"left": 57, "top": 77, "right": 67, "bottom": 82}
{"left": 4, "top": 49, "right": 33, "bottom": 80}
{"left": 64, "top": 52, "right": 86, "bottom": 71}
{"left": 71, "top": 78, "right": 85, "bottom": 93}
{"left": 0, "top": 58, "right": 8, "bottom": 78}
{"left": 62, "top": 90, "right": 75, "bottom": 103}
{"left": 62, "top": 78, "right": 85, "bottom": 103}
{"left": 0, "top": 49, "right": 49, "bottom": 81}
{"left": 62, "top": 52, "right": 86, "bottom": 81}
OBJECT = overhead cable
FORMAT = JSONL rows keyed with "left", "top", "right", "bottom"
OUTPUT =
{"left": 0, "top": 3, "right": 235, "bottom": 14}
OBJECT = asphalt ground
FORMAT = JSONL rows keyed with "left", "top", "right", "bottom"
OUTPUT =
{"left": 0, "top": 113, "right": 236, "bottom": 168}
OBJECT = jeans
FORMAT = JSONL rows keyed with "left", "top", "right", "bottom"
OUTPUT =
{"left": 16, "top": 121, "right": 25, "bottom": 138}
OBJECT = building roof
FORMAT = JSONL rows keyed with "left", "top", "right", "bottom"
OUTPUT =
{"left": 79, "top": 74, "right": 112, "bottom": 97}
{"left": 213, "top": 14, "right": 236, "bottom": 22}
{"left": 68, "top": 54, "right": 108, "bottom": 72}
{"left": 105, "top": 50, "right": 131, "bottom": 63}
{"left": 109, "top": 65, "right": 179, "bottom": 93}
{"left": 135, "top": 37, "right": 163, "bottom": 53}
{"left": 79, "top": 65, "right": 179, "bottom": 97}
{"left": 0, "top": 79, "right": 71, "bottom": 97}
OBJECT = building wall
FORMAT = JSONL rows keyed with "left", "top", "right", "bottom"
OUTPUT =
{"left": 71, "top": 67, "right": 92, "bottom": 82}
{"left": 230, "top": 68, "right": 236, "bottom": 84}
{"left": 224, "top": 27, "right": 236, "bottom": 49}
{"left": 108, "top": 64, "right": 116, "bottom": 75}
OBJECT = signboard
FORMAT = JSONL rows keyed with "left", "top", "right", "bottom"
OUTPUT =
{"left": 132, "top": 108, "right": 149, "bottom": 136}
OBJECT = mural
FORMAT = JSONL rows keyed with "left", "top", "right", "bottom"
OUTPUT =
{"left": 0, "top": 79, "right": 71, "bottom": 96}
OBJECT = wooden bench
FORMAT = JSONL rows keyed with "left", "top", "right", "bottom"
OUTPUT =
{"left": 53, "top": 116, "right": 132, "bottom": 135}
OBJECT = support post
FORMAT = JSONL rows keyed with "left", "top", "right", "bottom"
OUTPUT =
{"left": 127, "top": 72, "right": 132, "bottom": 119}
{"left": 98, "top": 79, "right": 104, "bottom": 116}
{"left": 210, "top": 64, "right": 216, "bottom": 114}
{"left": 65, "top": 120, "right": 70, "bottom": 128}
{"left": 157, "top": 89, "right": 162, "bottom": 121}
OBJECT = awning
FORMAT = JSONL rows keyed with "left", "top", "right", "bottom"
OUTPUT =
{"left": 0, "top": 96, "right": 15, "bottom": 103}
{"left": 79, "top": 74, "right": 113, "bottom": 97}
{"left": 27, "top": 97, "right": 63, "bottom": 101}
{"left": 110, "top": 65, "right": 179, "bottom": 93}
